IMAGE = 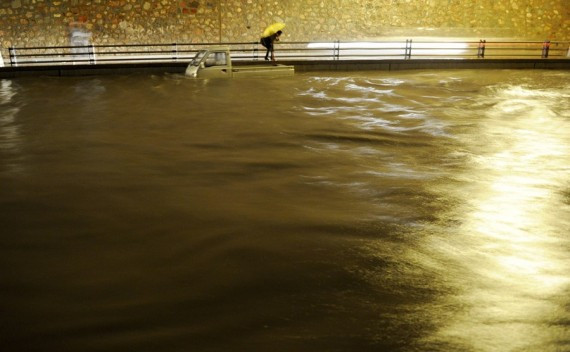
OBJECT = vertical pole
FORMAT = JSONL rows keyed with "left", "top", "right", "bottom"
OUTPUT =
{"left": 405, "top": 39, "right": 412, "bottom": 59}
{"left": 332, "top": 41, "right": 335, "bottom": 60}
{"left": 477, "top": 40, "right": 486, "bottom": 58}
{"left": 541, "top": 40, "right": 550, "bottom": 58}
{"left": 172, "top": 43, "right": 178, "bottom": 62}
{"left": 90, "top": 44, "right": 96, "bottom": 64}
{"left": 9, "top": 47, "right": 17, "bottom": 67}
{"left": 333, "top": 41, "right": 336, "bottom": 60}
{"left": 335, "top": 40, "right": 340, "bottom": 60}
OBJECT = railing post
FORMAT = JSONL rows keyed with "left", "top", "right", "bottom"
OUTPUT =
{"left": 332, "top": 40, "right": 336, "bottom": 60}
{"left": 253, "top": 41, "right": 258, "bottom": 61}
{"left": 172, "top": 43, "right": 178, "bottom": 62}
{"left": 89, "top": 44, "right": 96, "bottom": 64}
{"left": 405, "top": 39, "right": 412, "bottom": 59}
{"left": 541, "top": 40, "right": 550, "bottom": 58}
{"left": 335, "top": 40, "right": 340, "bottom": 60}
{"left": 477, "top": 40, "right": 486, "bottom": 58}
{"left": 9, "top": 47, "right": 17, "bottom": 67}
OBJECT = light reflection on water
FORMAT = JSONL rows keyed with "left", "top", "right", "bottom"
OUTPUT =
{"left": 0, "top": 70, "right": 569, "bottom": 351}
{"left": 416, "top": 83, "right": 570, "bottom": 351}
{"left": 0, "top": 79, "right": 24, "bottom": 174}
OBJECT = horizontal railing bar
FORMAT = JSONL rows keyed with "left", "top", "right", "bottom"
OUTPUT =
{"left": 403, "top": 54, "right": 481, "bottom": 56}
{"left": 13, "top": 44, "right": 173, "bottom": 50}
{"left": 485, "top": 49, "right": 568, "bottom": 53}
{"left": 89, "top": 57, "right": 189, "bottom": 62}
{"left": 485, "top": 47, "right": 548, "bottom": 50}
{"left": 384, "top": 48, "right": 477, "bottom": 50}
{"left": 15, "top": 57, "right": 189, "bottom": 64}
{"left": 12, "top": 42, "right": 261, "bottom": 50}
{"left": 14, "top": 49, "right": 500, "bottom": 57}
{"left": 335, "top": 47, "right": 408, "bottom": 50}
{"left": 484, "top": 41, "right": 550, "bottom": 44}
{"left": 276, "top": 54, "right": 406, "bottom": 58}
{"left": 483, "top": 54, "right": 555, "bottom": 57}
{"left": 13, "top": 40, "right": 568, "bottom": 50}
{"left": 484, "top": 45, "right": 544, "bottom": 48}
{"left": 480, "top": 55, "right": 565, "bottom": 58}
{"left": 282, "top": 48, "right": 408, "bottom": 52}
{"left": 7, "top": 39, "right": 569, "bottom": 67}
{"left": 283, "top": 41, "right": 414, "bottom": 44}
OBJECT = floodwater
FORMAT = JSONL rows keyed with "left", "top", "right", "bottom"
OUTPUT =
{"left": 1, "top": 69, "right": 569, "bottom": 352}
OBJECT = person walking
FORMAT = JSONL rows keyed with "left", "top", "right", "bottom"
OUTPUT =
{"left": 260, "top": 30, "right": 282, "bottom": 62}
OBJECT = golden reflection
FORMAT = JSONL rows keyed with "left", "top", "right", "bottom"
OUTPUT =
{"left": 0, "top": 79, "right": 15, "bottom": 104}
{"left": 427, "top": 84, "right": 570, "bottom": 351}
{"left": 0, "top": 80, "right": 19, "bottom": 151}
{"left": 0, "top": 79, "right": 24, "bottom": 174}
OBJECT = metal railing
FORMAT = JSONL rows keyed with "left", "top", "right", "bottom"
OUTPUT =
{"left": 4, "top": 39, "right": 570, "bottom": 67}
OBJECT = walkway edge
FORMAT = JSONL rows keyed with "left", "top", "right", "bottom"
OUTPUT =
{"left": 1, "top": 59, "right": 569, "bottom": 78}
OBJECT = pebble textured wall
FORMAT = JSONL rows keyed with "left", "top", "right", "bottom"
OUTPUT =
{"left": 0, "top": 0, "right": 568, "bottom": 49}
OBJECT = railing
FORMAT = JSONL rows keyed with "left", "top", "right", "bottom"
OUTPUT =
{"left": 4, "top": 40, "right": 570, "bottom": 67}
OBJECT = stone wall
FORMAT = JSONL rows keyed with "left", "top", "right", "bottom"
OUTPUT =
{"left": 1, "top": 0, "right": 569, "bottom": 50}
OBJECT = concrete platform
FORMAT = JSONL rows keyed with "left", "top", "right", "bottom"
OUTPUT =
{"left": 1, "top": 59, "right": 569, "bottom": 78}
{"left": 279, "top": 58, "right": 570, "bottom": 71}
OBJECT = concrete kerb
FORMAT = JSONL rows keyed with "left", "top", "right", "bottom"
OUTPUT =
{"left": 280, "top": 59, "right": 570, "bottom": 71}
{"left": 1, "top": 59, "right": 569, "bottom": 78}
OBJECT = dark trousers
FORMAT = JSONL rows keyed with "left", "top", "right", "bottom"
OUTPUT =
{"left": 260, "top": 37, "right": 273, "bottom": 59}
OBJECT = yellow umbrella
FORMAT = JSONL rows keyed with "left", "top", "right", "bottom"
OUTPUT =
{"left": 262, "top": 22, "right": 285, "bottom": 38}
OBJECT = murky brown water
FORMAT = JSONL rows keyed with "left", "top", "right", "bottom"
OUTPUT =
{"left": 1, "top": 70, "right": 569, "bottom": 352}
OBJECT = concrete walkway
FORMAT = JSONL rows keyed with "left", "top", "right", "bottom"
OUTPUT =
{"left": 1, "top": 58, "right": 569, "bottom": 78}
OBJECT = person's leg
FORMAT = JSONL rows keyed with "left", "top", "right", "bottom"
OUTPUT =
{"left": 268, "top": 44, "right": 274, "bottom": 61}
{"left": 261, "top": 38, "right": 272, "bottom": 61}
{"left": 261, "top": 38, "right": 269, "bottom": 60}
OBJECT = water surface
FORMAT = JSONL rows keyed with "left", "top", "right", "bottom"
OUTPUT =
{"left": 1, "top": 70, "right": 569, "bottom": 351}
